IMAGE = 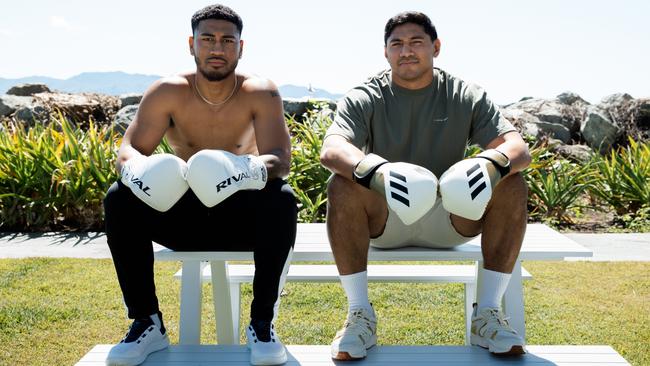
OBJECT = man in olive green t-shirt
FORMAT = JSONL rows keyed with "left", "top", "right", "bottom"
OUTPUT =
{"left": 320, "top": 11, "right": 531, "bottom": 360}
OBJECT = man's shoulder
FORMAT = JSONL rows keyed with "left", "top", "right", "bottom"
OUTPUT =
{"left": 144, "top": 73, "right": 191, "bottom": 97}
{"left": 435, "top": 68, "right": 486, "bottom": 102}
{"left": 240, "top": 73, "right": 279, "bottom": 95}
{"left": 341, "top": 70, "right": 390, "bottom": 103}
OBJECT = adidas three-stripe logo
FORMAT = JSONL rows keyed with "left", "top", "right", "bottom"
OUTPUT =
{"left": 388, "top": 170, "right": 410, "bottom": 207}
{"left": 466, "top": 163, "right": 487, "bottom": 200}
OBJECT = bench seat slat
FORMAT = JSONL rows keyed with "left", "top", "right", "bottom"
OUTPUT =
{"left": 154, "top": 223, "right": 592, "bottom": 262}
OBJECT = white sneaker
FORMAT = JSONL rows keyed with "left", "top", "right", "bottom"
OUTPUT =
{"left": 470, "top": 304, "right": 526, "bottom": 355}
{"left": 246, "top": 320, "right": 287, "bottom": 365}
{"left": 330, "top": 306, "right": 377, "bottom": 360}
{"left": 106, "top": 314, "right": 169, "bottom": 366}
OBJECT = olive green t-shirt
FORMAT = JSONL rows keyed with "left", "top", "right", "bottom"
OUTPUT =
{"left": 325, "top": 68, "right": 516, "bottom": 177}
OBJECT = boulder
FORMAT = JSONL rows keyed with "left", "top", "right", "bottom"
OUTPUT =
{"left": 580, "top": 106, "right": 622, "bottom": 153}
{"left": 6, "top": 83, "right": 51, "bottom": 96}
{"left": 551, "top": 143, "right": 594, "bottom": 163}
{"left": 599, "top": 93, "right": 633, "bottom": 108}
{"left": 119, "top": 93, "right": 142, "bottom": 108}
{"left": 112, "top": 104, "right": 139, "bottom": 134}
{"left": 14, "top": 104, "right": 49, "bottom": 127}
{"left": 501, "top": 108, "right": 571, "bottom": 142}
{"left": 556, "top": 91, "right": 589, "bottom": 106}
{"left": 636, "top": 98, "right": 650, "bottom": 132}
{"left": 0, "top": 95, "right": 33, "bottom": 117}
{"left": 283, "top": 98, "right": 336, "bottom": 121}
{"left": 503, "top": 95, "right": 585, "bottom": 136}
{"left": 32, "top": 92, "right": 120, "bottom": 127}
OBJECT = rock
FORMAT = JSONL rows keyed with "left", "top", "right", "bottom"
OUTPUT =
{"left": 6, "top": 83, "right": 51, "bottom": 96}
{"left": 32, "top": 92, "right": 120, "bottom": 127}
{"left": 551, "top": 143, "right": 594, "bottom": 163}
{"left": 283, "top": 98, "right": 336, "bottom": 121}
{"left": 14, "top": 104, "right": 49, "bottom": 126}
{"left": 501, "top": 108, "right": 571, "bottom": 142}
{"left": 112, "top": 104, "right": 139, "bottom": 134}
{"left": 599, "top": 93, "right": 633, "bottom": 107}
{"left": 580, "top": 106, "right": 622, "bottom": 153}
{"left": 556, "top": 91, "right": 589, "bottom": 106}
{"left": 636, "top": 99, "right": 650, "bottom": 131}
{"left": 119, "top": 93, "right": 142, "bottom": 108}
{"left": 527, "top": 121, "right": 571, "bottom": 143}
{"left": 0, "top": 95, "right": 33, "bottom": 117}
{"left": 503, "top": 97, "right": 583, "bottom": 134}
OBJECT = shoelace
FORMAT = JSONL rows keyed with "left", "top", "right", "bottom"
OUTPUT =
{"left": 482, "top": 309, "right": 517, "bottom": 335}
{"left": 122, "top": 318, "right": 154, "bottom": 343}
{"left": 250, "top": 319, "right": 274, "bottom": 342}
{"left": 344, "top": 309, "right": 376, "bottom": 337}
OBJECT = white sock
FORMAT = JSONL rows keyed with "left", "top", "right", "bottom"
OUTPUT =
{"left": 150, "top": 312, "right": 162, "bottom": 328}
{"left": 477, "top": 268, "right": 511, "bottom": 311}
{"left": 339, "top": 271, "right": 372, "bottom": 312}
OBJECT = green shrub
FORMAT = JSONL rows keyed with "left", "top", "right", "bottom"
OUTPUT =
{"left": 589, "top": 137, "right": 650, "bottom": 216}
{"left": 523, "top": 141, "right": 597, "bottom": 225}
{"left": 1, "top": 109, "right": 648, "bottom": 231}
{"left": 0, "top": 115, "right": 120, "bottom": 231}
{"left": 286, "top": 106, "right": 332, "bottom": 223}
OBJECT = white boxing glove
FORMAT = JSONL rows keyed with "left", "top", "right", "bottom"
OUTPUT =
{"left": 120, "top": 153, "right": 189, "bottom": 212}
{"left": 439, "top": 149, "right": 511, "bottom": 220}
{"left": 353, "top": 154, "right": 438, "bottom": 225}
{"left": 186, "top": 149, "right": 268, "bottom": 207}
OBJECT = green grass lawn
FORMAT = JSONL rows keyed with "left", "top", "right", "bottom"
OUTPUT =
{"left": 0, "top": 259, "right": 648, "bottom": 365}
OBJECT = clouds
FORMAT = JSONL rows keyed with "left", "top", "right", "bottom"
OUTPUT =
{"left": 49, "top": 16, "right": 85, "bottom": 32}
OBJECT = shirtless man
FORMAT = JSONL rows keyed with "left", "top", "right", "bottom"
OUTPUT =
{"left": 103, "top": 5, "right": 295, "bottom": 366}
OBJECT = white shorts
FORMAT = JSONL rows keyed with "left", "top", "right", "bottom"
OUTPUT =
{"left": 370, "top": 198, "right": 478, "bottom": 249}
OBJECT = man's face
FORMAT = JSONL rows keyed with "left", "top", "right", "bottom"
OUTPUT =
{"left": 189, "top": 19, "right": 243, "bottom": 81}
{"left": 384, "top": 23, "right": 440, "bottom": 85}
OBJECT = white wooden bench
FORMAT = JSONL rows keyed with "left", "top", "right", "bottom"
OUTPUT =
{"left": 173, "top": 263, "right": 533, "bottom": 345}
{"left": 77, "top": 344, "right": 630, "bottom": 365}
{"left": 154, "top": 223, "right": 592, "bottom": 346}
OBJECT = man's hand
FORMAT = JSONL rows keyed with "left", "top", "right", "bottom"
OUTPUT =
{"left": 186, "top": 149, "right": 268, "bottom": 207}
{"left": 120, "top": 153, "right": 189, "bottom": 212}
{"left": 353, "top": 153, "right": 438, "bottom": 225}
{"left": 439, "top": 149, "right": 511, "bottom": 221}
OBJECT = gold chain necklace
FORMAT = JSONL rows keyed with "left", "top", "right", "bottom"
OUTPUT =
{"left": 194, "top": 74, "right": 238, "bottom": 107}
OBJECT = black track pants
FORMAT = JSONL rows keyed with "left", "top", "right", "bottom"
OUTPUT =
{"left": 103, "top": 178, "right": 297, "bottom": 321}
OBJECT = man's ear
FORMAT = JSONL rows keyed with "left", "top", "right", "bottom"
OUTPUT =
{"left": 384, "top": 46, "right": 388, "bottom": 60}
{"left": 189, "top": 36, "right": 195, "bottom": 56}
{"left": 433, "top": 38, "right": 441, "bottom": 58}
{"left": 239, "top": 39, "right": 244, "bottom": 59}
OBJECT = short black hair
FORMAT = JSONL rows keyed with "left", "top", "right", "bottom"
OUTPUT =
{"left": 384, "top": 11, "right": 437, "bottom": 45}
{"left": 191, "top": 4, "right": 243, "bottom": 36}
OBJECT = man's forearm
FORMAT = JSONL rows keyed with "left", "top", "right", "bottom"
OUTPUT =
{"left": 320, "top": 137, "right": 365, "bottom": 180}
{"left": 259, "top": 152, "right": 290, "bottom": 180}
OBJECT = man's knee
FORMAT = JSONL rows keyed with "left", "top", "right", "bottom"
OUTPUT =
{"left": 103, "top": 181, "right": 131, "bottom": 216}
{"left": 494, "top": 172, "right": 528, "bottom": 205}
{"left": 326, "top": 174, "right": 357, "bottom": 203}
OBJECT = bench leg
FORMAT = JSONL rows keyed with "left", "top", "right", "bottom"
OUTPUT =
{"left": 230, "top": 282, "right": 241, "bottom": 344}
{"left": 464, "top": 281, "right": 476, "bottom": 345}
{"left": 179, "top": 260, "right": 203, "bottom": 345}
{"left": 502, "top": 260, "right": 526, "bottom": 341}
{"left": 210, "top": 260, "right": 237, "bottom": 345}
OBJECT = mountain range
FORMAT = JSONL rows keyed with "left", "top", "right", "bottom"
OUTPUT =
{"left": 0, "top": 72, "right": 343, "bottom": 100}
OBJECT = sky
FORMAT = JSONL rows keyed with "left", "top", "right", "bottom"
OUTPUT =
{"left": 1, "top": 0, "right": 649, "bottom": 105}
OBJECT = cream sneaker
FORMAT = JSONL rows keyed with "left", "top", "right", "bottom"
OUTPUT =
{"left": 470, "top": 304, "right": 526, "bottom": 355}
{"left": 330, "top": 306, "right": 377, "bottom": 360}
